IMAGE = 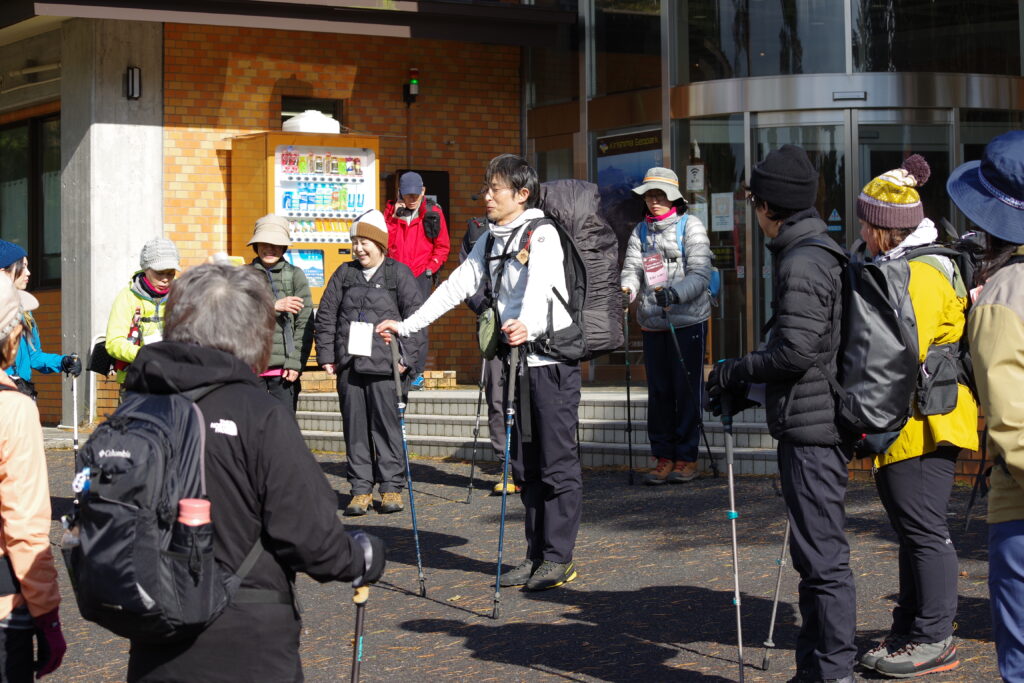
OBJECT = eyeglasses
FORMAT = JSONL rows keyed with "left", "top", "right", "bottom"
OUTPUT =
{"left": 480, "top": 185, "right": 512, "bottom": 198}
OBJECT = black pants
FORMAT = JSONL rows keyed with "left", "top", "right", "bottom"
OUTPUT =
{"left": 0, "top": 627, "right": 34, "bottom": 683}
{"left": 642, "top": 322, "right": 706, "bottom": 463}
{"left": 415, "top": 272, "right": 433, "bottom": 370}
{"left": 484, "top": 356, "right": 505, "bottom": 458}
{"left": 508, "top": 361, "right": 582, "bottom": 564}
{"left": 778, "top": 440, "right": 857, "bottom": 679}
{"left": 260, "top": 374, "right": 300, "bottom": 413}
{"left": 338, "top": 368, "right": 405, "bottom": 495}
{"left": 875, "top": 448, "right": 959, "bottom": 643}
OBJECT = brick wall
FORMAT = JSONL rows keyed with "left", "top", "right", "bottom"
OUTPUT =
{"left": 162, "top": 23, "right": 520, "bottom": 386}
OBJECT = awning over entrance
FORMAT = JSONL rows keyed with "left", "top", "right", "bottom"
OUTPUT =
{"left": 4, "top": 0, "right": 576, "bottom": 47}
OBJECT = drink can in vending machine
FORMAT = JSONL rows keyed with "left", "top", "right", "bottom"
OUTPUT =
{"left": 314, "top": 154, "right": 325, "bottom": 174}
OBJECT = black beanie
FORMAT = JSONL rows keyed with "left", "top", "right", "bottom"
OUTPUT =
{"left": 749, "top": 144, "right": 818, "bottom": 210}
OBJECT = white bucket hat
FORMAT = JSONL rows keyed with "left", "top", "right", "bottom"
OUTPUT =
{"left": 632, "top": 167, "right": 683, "bottom": 202}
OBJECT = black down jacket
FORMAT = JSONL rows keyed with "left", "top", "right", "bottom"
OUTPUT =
{"left": 730, "top": 208, "right": 847, "bottom": 446}
{"left": 315, "top": 258, "right": 425, "bottom": 375}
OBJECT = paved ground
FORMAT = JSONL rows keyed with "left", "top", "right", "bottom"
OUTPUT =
{"left": 45, "top": 448, "right": 996, "bottom": 682}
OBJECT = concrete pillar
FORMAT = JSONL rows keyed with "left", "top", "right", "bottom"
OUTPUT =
{"left": 61, "top": 19, "right": 163, "bottom": 426}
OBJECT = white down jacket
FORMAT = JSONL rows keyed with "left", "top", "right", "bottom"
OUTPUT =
{"left": 620, "top": 210, "right": 712, "bottom": 330}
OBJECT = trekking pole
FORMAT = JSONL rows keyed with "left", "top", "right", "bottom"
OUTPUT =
{"left": 964, "top": 428, "right": 989, "bottom": 532}
{"left": 662, "top": 309, "right": 720, "bottom": 477}
{"left": 720, "top": 391, "right": 745, "bottom": 682}
{"left": 350, "top": 585, "right": 368, "bottom": 682}
{"left": 389, "top": 341, "right": 426, "bottom": 597}
{"left": 492, "top": 346, "right": 519, "bottom": 620}
{"left": 68, "top": 358, "right": 80, "bottom": 457}
{"left": 466, "top": 357, "right": 488, "bottom": 504}
{"left": 624, "top": 307, "right": 634, "bottom": 485}
{"left": 762, "top": 518, "right": 790, "bottom": 671}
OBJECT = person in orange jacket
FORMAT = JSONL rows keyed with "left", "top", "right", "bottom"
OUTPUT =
{"left": 0, "top": 275, "right": 66, "bottom": 679}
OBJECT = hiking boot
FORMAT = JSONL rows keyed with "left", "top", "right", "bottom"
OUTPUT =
{"left": 410, "top": 374, "right": 425, "bottom": 391}
{"left": 499, "top": 558, "right": 540, "bottom": 587}
{"left": 667, "top": 460, "right": 699, "bottom": 483}
{"left": 491, "top": 472, "right": 520, "bottom": 495}
{"left": 524, "top": 560, "right": 577, "bottom": 591}
{"left": 859, "top": 633, "right": 909, "bottom": 670}
{"left": 344, "top": 493, "right": 373, "bottom": 516}
{"left": 645, "top": 458, "right": 673, "bottom": 485}
{"left": 874, "top": 636, "right": 958, "bottom": 678}
{"left": 379, "top": 491, "right": 404, "bottom": 514}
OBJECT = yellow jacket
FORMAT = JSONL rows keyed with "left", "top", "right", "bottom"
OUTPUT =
{"left": 105, "top": 272, "right": 168, "bottom": 383}
{"left": 873, "top": 259, "right": 979, "bottom": 468}
{"left": 0, "top": 375, "right": 61, "bottom": 620}
{"left": 967, "top": 246, "right": 1024, "bottom": 524}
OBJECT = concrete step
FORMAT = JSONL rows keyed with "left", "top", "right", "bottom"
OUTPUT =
{"left": 298, "top": 387, "right": 779, "bottom": 477}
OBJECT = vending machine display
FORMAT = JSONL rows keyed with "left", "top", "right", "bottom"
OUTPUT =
{"left": 275, "top": 144, "right": 376, "bottom": 244}
{"left": 230, "top": 132, "right": 380, "bottom": 305}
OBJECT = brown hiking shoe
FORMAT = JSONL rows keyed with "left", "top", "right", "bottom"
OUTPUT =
{"left": 380, "top": 491, "right": 404, "bottom": 514}
{"left": 667, "top": 460, "right": 699, "bottom": 483}
{"left": 344, "top": 493, "right": 373, "bottom": 516}
{"left": 645, "top": 458, "right": 673, "bottom": 486}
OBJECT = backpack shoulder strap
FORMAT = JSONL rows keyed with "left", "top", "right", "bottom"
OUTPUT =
{"left": 909, "top": 252, "right": 967, "bottom": 298}
{"left": 282, "top": 262, "right": 295, "bottom": 297}
{"left": 676, "top": 214, "right": 688, "bottom": 261}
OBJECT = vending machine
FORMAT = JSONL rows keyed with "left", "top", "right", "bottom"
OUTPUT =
{"left": 229, "top": 131, "right": 379, "bottom": 303}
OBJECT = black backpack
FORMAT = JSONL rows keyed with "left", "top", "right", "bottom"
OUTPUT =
{"left": 814, "top": 239, "right": 973, "bottom": 455}
{"left": 481, "top": 179, "right": 624, "bottom": 362}
{"left": 63, "top": 386, "right": 285, "bottom": 643}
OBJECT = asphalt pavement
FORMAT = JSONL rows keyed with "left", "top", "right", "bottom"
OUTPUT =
{"left": 45, "top": 448, "right": 997, "bottom": 682}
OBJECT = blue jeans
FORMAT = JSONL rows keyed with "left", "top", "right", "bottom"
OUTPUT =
{"left": 990, "top": 519, "right": 1024, "bottom": 682}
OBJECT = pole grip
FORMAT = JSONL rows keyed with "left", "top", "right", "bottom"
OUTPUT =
{"left": 505, "top": 346, "right": 519, "bottom": 418}
{"left": 352, "top": 585, "right": 369, "bottom": 605}
{"left": 389, "top": 336, "right": 403, "bottom": 400}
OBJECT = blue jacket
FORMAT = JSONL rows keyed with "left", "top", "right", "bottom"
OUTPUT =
{"left": 5, "top": 315, "right": 62, "bottom": 382}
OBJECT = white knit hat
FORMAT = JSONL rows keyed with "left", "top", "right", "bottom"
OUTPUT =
{"left": 0, "top": 275, "right": 38, "bottom": 343}
{"left": 139, "top": 238, "right": 182, "bottom": 272}
{"left": 351, "top": 210, "right": 389, "bottom": 252}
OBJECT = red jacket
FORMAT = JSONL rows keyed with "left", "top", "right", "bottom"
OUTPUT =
{"left": 384, "top": 199, "right": 450, "bottom": 277}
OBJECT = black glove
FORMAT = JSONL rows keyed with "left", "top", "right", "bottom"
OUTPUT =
{"left": 654, "top": 287, "right": 680, "bottom": 308}
{"left": 706, "top": 359, "right": 749, "bottom": 417}
{"left": 60, "top": 354, "right": 82, "bottom": 378}
{"left": 349, "top": 530, "right": 386, "bottom": 587}
{"left": 621, "top": 289, "right": 632, "bottom": 310}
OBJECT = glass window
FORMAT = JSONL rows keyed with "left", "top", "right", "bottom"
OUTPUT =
{"left": 956, "top": 109, "right": 1024, "bottom": 231}
{"left": 674, "top": 116, "right": 746, "bottom": 360}
{"left": 752, "top": 123, "right": 846, "bottom": 334}
{"left": 857, "top": 117, "right": 951, "bottom": 232}
{"left": 529, "top": 45, "right": 579, "bottom": 106}
{"left": 679, "top": 0, "right": 845, "bottom": 84}
{"left": 594, "top": 0, "right": 661, "bottom": 96}
{"left": 852, "top": 0, "right": 1019, "bottom": 75}
{"left": 0, "top": 124, "right": 29, "bottom": 250}
{"left": 0, "top": 115, "right": 59, "bottom": 286}
{"left": 537, "top": 147, "right": 573, "bottom": 182}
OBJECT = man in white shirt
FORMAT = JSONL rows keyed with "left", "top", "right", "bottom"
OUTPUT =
{"left": 377, "top": 154, "right": 583, "bottom": 591}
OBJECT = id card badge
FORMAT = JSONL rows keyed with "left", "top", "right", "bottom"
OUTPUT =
{"left": 642, "top": 251, "right": 669, "bottom": 289}
{"left": 347, "top": 321, "right": 374, "bottom": 357}
{"left": 144, "top": 328, "right": 163, "bottom": 344}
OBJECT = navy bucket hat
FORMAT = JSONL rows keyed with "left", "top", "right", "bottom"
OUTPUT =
{"left": 947, "top": 130, "right": 1024, "bottom": 244}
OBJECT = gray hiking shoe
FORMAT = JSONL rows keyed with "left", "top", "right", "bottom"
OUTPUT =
{"left": 499, "top": 559, "right": 540, "bottom": 587}
{"left": 859, "top": 633, "right": 908, "bottom": 670}
{"left": 874, "top": 636, "right": 958, "bottom": 678}
{"left": 524, "top": 560, "right": 577, "bottom": 591}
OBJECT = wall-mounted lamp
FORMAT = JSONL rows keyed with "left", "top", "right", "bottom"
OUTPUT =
{"left": 125, "top": 66, "right": 142, "bottom": 100}
{"left": 403, "top": 67, "right": 419, "bottom": 106}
